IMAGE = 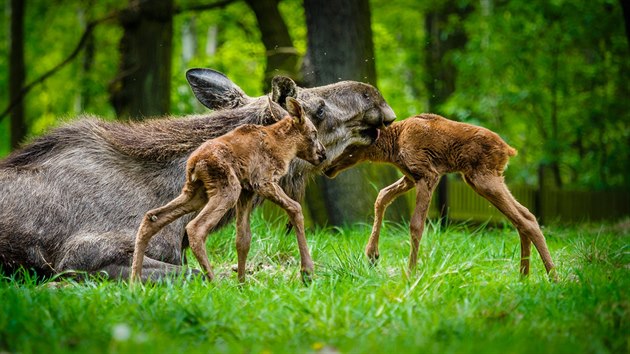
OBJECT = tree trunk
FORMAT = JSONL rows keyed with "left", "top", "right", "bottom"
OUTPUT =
{"left": 245, "top": 0, "right": 300, "bottom": 90}
{"left": 424, "top": 0, "right": 472, "bottom": 223}
{"left": 620, "top": 0, "right": 630, "bottom": 47}
{"left": 9, "top": 0, "right": 26, "bottom": 149}
{"left": 109, "top": 0, "right": 174, "bottom": 119}
{"left": 303, "top": 0, "right": 408, "bottom": 226}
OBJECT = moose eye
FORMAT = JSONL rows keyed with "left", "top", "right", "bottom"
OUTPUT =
{"left": 316, "top": 106, "right": 325, "bottom": 118}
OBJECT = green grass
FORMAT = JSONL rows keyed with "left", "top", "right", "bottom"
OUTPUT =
{"left": 1, "top": 216, "right": 628, "bottom": 354}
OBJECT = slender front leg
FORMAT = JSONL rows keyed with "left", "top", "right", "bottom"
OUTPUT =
{"left": 408, "top": 175, "right": 439, "bottom": 272}
{"left": 235, "top": 191, "right": 255, "bottom": 283}
{"left": 130, "top": 183, "right": 205, "bottom": 283}
{"left": 257, "top": 182, "right": 313, "bottom": 283}
{"left": 366, "top": 176, "right": 415, "bottom": 264}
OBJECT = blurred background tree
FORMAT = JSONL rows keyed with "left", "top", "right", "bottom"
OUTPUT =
{"left": 1, "top": 0, "right": 628, "bottom": 225}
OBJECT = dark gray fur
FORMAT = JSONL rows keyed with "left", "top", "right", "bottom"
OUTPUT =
{"left": 0, "top": 68, "right": 395, "bottom": 280}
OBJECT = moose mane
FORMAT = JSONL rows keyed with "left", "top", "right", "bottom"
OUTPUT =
{"left": 0, "top": 98, "right": 286, "bottom": 167}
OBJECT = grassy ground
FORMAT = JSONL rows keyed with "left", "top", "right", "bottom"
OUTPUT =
{"left": 1, "top": 216, "right": 628, "bottom": 354}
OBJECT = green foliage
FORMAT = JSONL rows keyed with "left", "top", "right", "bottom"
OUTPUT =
{"left": 0, "top": 0, "right": 123, "bottom": 154}
{"left": 0, "top": 2, "right": 9, "bottom": 156}
{"left": 372, "top": 0, "right": 429, "bottom": 119}
{"left": 442, "top": 0, "right": 630, "bottom": 188}
{"left": 1, "top": 0, "right": 628, "bottom": 189}
{"left": 1, "top": 217, "right": 628, "bottom": 353}
{"left": 171, "top": 1, "right": 267, "bottom": 115}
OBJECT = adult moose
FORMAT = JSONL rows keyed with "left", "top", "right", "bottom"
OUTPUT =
{"left": 0, "top": 69, "right": 395, "bottom": 281}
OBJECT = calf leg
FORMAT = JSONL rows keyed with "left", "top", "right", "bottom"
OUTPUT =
{"left": 130, "top": 184, "right": 206, "bottom": 282}
{"left": 366, "top": 176, "right": 414, "bottom": 264}
{"left": 464, "top": 174, "right": 556, "bottom": 279}
{"left": 235, "top": 191, "right": 255, "bottom": 283}
{"left": 257, "top": 182, "right": 313, "bottom": 283}
{"left": 186, "top": 186, "right": 241, "bottom": 280}
{"left": 408, "top": 175, "right": 439, "bottom": 271}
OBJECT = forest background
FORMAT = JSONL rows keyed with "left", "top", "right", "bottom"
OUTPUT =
{"left": 1, "top": 0, "right": 628, "bottom": 226}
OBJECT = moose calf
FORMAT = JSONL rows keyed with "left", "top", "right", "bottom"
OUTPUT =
{"left": 131, "top": 97, "right": 326, "bottom": 283}
{"left": 325, "top": 113, "right": 557, "bottom": 280}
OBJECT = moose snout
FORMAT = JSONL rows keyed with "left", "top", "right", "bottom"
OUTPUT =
{"left": 381, "top": 104, "right": 396, "bottom": 126}
{"left": 364, "top": 104, "right": 397, "bottom": 129}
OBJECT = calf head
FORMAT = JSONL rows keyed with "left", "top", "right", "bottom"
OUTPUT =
{"left": 186, "top": 68, "right": 395, "bottom": 170}
{"left": 285, "top": 97, "right": 326, "bottom": 166}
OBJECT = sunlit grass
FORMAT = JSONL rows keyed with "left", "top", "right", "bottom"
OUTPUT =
{"left": 1, "top": 216, "right": 628, "bottom": 354}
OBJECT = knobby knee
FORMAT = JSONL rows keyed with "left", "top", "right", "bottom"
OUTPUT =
{"left": 287, "top": 202, "right": 303, "bottom": 219}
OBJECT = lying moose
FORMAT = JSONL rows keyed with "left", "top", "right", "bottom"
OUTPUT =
{"left": 0, "top": 69, "right": 395, "bottom": 281}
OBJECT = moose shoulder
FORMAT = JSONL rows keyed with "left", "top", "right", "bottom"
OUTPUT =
{"left": 0, "top": 68, "right": 395, "bottom": 280}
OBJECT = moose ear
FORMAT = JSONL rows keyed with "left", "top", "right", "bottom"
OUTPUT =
{"left": 286, "top": 97, "right": 304, "bottom": 124}
{"left": 186, "top": 68, "right": 251, "bottom": 110}
{"left": 271, "top": 76, "right": 298, "bottom": 107}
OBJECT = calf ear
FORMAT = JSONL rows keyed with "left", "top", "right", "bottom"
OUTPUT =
{"left": 186, "top": 68, "right": 251, "bottom": 110}
{"left": 271, "top": 76, "right": 298, "bottom": 107}
{"left": 286, "top": 97, "right": 305, "bottom": 124}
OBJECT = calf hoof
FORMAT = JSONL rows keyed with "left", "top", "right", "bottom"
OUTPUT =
{"left": 548, "top": 268, "right": 559, "bottom": 283}
{"left": 366, "top": 252, "right": 380, "bottom": 267}
{"left": 301, "top": 270, "right": 313, "bottom": 286}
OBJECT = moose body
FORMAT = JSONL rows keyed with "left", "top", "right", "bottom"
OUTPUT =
{"left": 325, "top": 113, "right": 556, "bottom": 279}
{"left": 131, "top": 98, "right": 325, "bottom": 282}
{"left": 0, "top": 69, "right": 396, "bottom": 280}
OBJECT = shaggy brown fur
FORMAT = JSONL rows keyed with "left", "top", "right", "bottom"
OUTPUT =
{"left": 325, "top": 113, "right": 557, "bottom": 280}
{"left": 131, "top": 98, "right": 325, "bottom": 283}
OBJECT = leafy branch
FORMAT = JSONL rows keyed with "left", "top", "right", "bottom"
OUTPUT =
{"left": 0, "top": 12, "right": 117, "bottom": 123}
{"left": 0, "top": 0, "right": 237, "bottom": 123}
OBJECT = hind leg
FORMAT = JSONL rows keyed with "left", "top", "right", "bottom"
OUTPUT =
{"left": 235, "top": 191, "right": 255, "bottom": 283}
{"left": 464, "top": 174, "right": 556, "bottom": 279}
{"left": 131, "top": 183, "right": 206, "bottom": 282}
{"left": 186, "top": 186, "right": 240, "bottom": 280}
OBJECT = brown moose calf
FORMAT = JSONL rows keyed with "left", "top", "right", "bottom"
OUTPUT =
{"left": 131, "top": 97, "right": 326, "bottom": 283}
{"left": 325, "top": 113, "right": 557, "bottom": 280}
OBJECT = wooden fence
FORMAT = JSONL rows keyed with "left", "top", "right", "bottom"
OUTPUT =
{"left": 259, "top": 176, "right": 630, "bottom": 226}
{"left": 429, "top": 177, "right": 630, "bottom": 224}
